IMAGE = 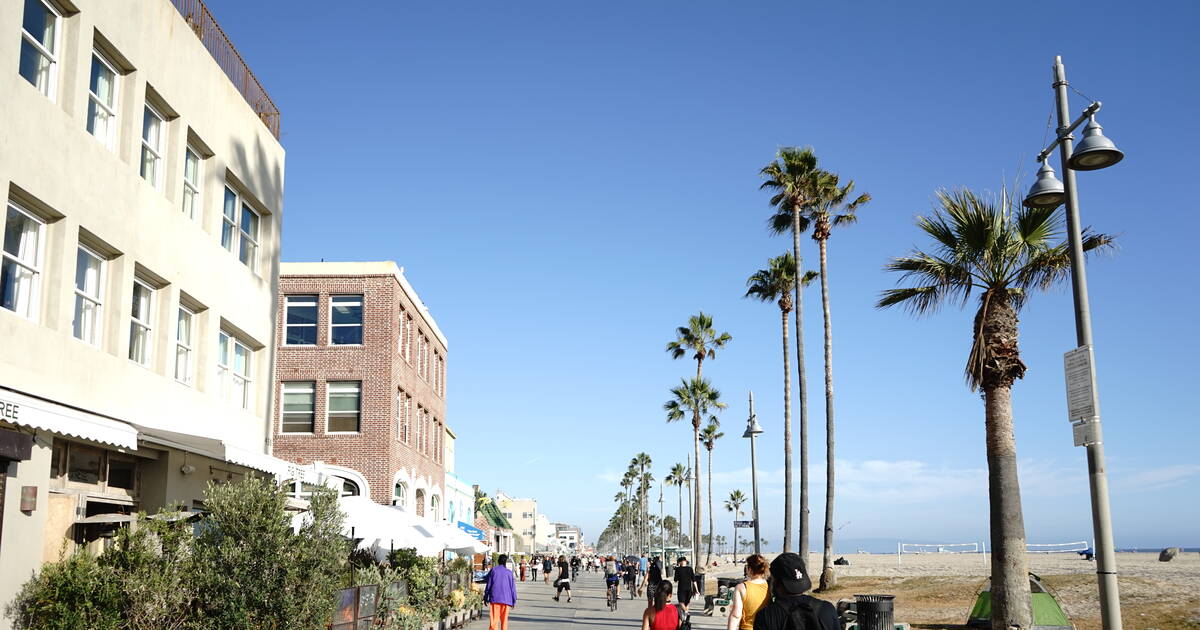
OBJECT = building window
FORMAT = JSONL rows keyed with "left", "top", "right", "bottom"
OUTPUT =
{"left": 182, "top": 146, "right": 201, "bottom": 219}
{"left": 330, "top": 295, "right": 363, "bottom": 345}
{"left": 280, "top": 382, "right": 314, "bottom": 433}
{"left": 87, "top": 52, "right": 119, "bottom": 149}
{"left": 430, "top": 495, "right": 440, "bottom": 521}
{"left": 221, "top": 186, "right": 260, "bottom": 272}
{"left": 217, "top": 331, "right": 252, "bottom": 409}
{"left": 398, "top": 308, "right": 405, "bottom": 355}
{"left": 327, "top": 381, "right": 360, "bottom": 432}
{"left": 1, "top": 202, "right": 44, "bottom": 319}
{"left": 283, "top": 295, "right": 317, "bottom": 345}
{"left": 128, "top": 280, "right": 153, "bottom": 365}
{"left": 140, "top": 105, "right": 165, "bottom": 187}
{"left": 72, "top": 246, "right": 104, "bottom": 344}
{"left": 405, "top": 314, "right": 414, "bottom": 362}
{"left": 397, "top": 391, "right": 410, "bottom": 443}
{"left": 392, "top": 482, "right": 408, "bottom": 509}
{"left": 19, "top": 0, "right": 59, "bottom": 98}
{"left": 175, "top": 306, "right": 194, "bottom": 384}
{"left": 340, "top": 478, "right": 360, "bottom": 497}
{"left": 418, "top": 333, "right": 428, "bottom": 380}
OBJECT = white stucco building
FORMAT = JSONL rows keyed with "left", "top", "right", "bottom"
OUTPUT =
{"left": 0, "top": 0, "right": 294, "bottom": 621}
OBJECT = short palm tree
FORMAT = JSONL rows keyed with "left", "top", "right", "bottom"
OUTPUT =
{"left": 666, "top": 312, "right": 732, "bottom": 381}
{"left": 877, "top": 187, "right": 1113, "bottom": 630}
{"left": 700, "top": 421, "right": 724, "bottom": 566}
{"left": 724, "top": 490, "right": 747, "bottom": 562}
{"left": 665, "top": 378, "right": 726, "bottom": 567}
{"left": 804, "top": 171, "right": 871, "bottom": 590}
{"left": 667, "top": 463, "right": 687, "bottom": 548}
{"left": 761, "top": 147, "right": 823, "bottom": 555}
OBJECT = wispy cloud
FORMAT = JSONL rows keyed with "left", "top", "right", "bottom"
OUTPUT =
{"left": 1117, "top": 464, "right": 1200, "bottom": 491}
{"left": 596, "top": 470, "right": 622, "bottom": 483}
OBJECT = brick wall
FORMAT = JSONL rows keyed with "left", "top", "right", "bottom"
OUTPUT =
{"left": 271, "top": 272, "right": 448, "bottom": 515}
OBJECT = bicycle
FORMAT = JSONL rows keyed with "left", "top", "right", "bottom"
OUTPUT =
{"left": 606, "top": 580, "right": 619, "bottom": 612}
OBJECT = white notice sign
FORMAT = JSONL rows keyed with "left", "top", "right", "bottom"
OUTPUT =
{"left": 1064, "top": 345, "right": 1099, "bottom": 423}
{"left": 1072, "top": 419, "right": 1101, "bottom": 447}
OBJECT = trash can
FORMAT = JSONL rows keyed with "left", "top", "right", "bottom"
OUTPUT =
{"left": 854, "top": 594, "right": 895, "bottom": 630}
{"left": 716, "top": 577, "right": 743, "bottom": 599}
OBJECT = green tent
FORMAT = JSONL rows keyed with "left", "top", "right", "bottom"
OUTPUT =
{"left": 967, "top": 573, "right": 1073, "bottom": 629}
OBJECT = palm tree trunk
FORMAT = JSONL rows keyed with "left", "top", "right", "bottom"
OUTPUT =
{"left": 677, "top": 485, "right": 683, "bottom": 550}
{"left": 692, "top": 421, "right": 702, "bottom": 568}
{"left": 985, "top": 382, "right": 1032, "bottom": 630}
{"left": 706, "top": 447, "right": 714, "bottom": 566}
{"left": 791, "top": 207, "right": 809, "bottom": 558}
{"left": 818, "top": 237, "right": 837, "bottom": 590}
{"left": 779, "top": 304, "right": 793, "bottom": 555}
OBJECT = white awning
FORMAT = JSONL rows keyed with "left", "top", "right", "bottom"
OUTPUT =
{"left": 0, "top": 387, "right": 138, "bottom": 449}
{"left": 134, "top": 425, "right": 314, "bottom": 481}
{"left": 338, "top": 496, "right": 444, "bottom": 558}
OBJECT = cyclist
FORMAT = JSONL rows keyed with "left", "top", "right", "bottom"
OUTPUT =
{"left": 570, "top": 555, "right": 581, "bottom": 580}
{"left": 623, "top": 557, "right": 639, "bottom": 600}
{"left": 604, "top": 556, "right": 622, "bottom": 609}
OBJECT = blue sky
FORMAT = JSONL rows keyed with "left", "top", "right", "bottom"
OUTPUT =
{"left": 212, "top": 0, "right": 1199, "bottom": 549}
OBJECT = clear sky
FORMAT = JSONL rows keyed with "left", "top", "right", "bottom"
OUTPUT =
{"left": 210, "top": 0, "right": 1199, "bottom": 550}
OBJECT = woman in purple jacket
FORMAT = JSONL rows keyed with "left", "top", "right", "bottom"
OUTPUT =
{"left": 484, "top": 554, "right": 517, "bottom": 630}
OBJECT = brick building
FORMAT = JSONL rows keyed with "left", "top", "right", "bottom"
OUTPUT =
{"left": 271, "top": 262, "right": 449, "bottom": 520}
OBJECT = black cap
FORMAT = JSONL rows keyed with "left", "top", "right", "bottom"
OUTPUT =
{"left": 769, "top": 553, "right": 812, "bottom": 595}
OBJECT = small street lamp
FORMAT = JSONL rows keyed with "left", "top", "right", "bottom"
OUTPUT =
{"left": 743, "top": 391, "right": 764, "bottom": 556}
{"left": 1022, "top": 55, "right": 1124, "bottom": 630}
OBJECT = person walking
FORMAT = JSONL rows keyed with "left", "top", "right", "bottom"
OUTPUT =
{"left": 673, "top": 557, "right": 697, "bottom": 610}
{"left": 530, "top": 556, "right": 539, "bottom": 582}
{"left": 553, "top": 554, "right": 572, "bottom": 603}
{"left": 640, "top": 581, "right": 680, "bottom": 630}
{"left": 646, "top": 557, "right": 664, "bottom": 605}
{"left": 542, "top": 555, "right": 553, "bottom": 585}
{"left": 727, "top": 554, "right": 770, "bottom": 630}
{"left": 751, "top": 553, "right": 839, "bottom": 630}
{"left": 484, "top": 553, "right": 517, "bottom": 630}
{"left": 638, "top": 553, "right": 650, "bottom": 596}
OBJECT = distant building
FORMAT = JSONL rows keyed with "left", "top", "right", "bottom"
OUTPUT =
{"left": 271, "top": 262, "right": 449, "bottom": 521}
{"left": 0, "top": 0, "right": 290, "bottom": 623}
{"left": 443, "top": 424, "right": 475, "bottom": 528}
{"left": 555, "top": 523, "right": 584, "bottom": 553}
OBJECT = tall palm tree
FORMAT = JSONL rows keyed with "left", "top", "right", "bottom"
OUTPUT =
{"left": 666, "top": 311, "right": 732, "bottom": 381}
{"left": 877, "top": 187, "right": 1113, "bottom": 630}
{"left": 640, "top": 470, "right": 654, "bottom": 553}
{"left": 761, "top": 147, "right": 823, "bottom": 556}
{"left": 621, "top": 470, "right": 635, "bottom": 554}
{"left": 667, "top": 463, "right": 687, "bottom": 548}
{"left": 724, "top": 490, "right": 747, "bottom": 562}
{"left": 802, "top": 172, "right": 872, "bottom": 590}
{"left": 665, "top": 378, "right": 726, "bottom": 568}
{"left": 632, "top": 453, "right": 652, "bottom": 551}
{"left": 700, "top": 421, "right": 724, "bottom": 566}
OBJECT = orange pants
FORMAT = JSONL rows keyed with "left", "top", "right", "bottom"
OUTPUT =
{"left": 488, "top": 602, "right": 511, "bottom": 630}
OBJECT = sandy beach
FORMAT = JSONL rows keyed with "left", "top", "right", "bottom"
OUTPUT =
{"left": 700, "top": 552, "right": 1199, "bottom": 629}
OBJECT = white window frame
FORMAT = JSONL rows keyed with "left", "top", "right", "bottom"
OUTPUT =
{"left": 418, "top": 332, "right": 428, "bottom": 381}
{"left": 283, "top": 294, "right": 318, "bottom": 346}
{"left": 405, "top": 314, "right": 414, "bottom": 363}
{"left": 396, "top": 391, "right": 408, "bottom": 443}
{"left": 392, "top": 481, "right": 408, "bottom": 510}
{"left": 280, "top": 381, "right": 315, "bottom": 434}
{"left": 140, "top": 104, "right": 165, "bottom": 188}
{"left": 87, "top": 51, "right": 120, "bottom": 149}
{"left": 182, "top": 145, "right": 202, "bottom": 219}
{"left": 1, "top": 202, "right": 46, "bottom": 320}
{"left": 72, "top": 245, "right": 105, "bottom": 345}
{"left": 221, "top": 185, "right": 260, "bottom": 273}
{"left": 174, "top": 306, "right": 195, "bottom": 385}
{"left": 217, "top": 330, "right": 253, "bottom": 410}
{"left": 329, "top": 294, "right": 363, "bottom": 345}
{"left": 326, "top": 381, "right": 361, "bottom": 434}
{"left": 128, "top": 279, "right": 154, "bottom": 366}
{"left": 19, "top": 0, "right": 60, "bottom": 99}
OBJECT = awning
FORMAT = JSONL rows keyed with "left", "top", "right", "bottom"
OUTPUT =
{"left": 134, "top": 425, "right": 315, "bottom": 481}
{"left": 434, "top": 521, "right": 489, "bottom": 554}
{"left": 457, "top": 521, "right": 486, "bottom": 541}
{"left": 0, "top": 387, "right": 138, "bottom": 450}
{"left": 338, "top": 496, "right": 443, "bottom": 557}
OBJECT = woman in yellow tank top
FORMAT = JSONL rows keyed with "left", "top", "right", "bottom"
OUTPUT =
{"left": 727, "top": 554, "right": 770, "bottom": 630}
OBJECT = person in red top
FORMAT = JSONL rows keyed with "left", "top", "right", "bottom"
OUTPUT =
{"left": 641, "top": 581, "right": 681, "bottom": 630}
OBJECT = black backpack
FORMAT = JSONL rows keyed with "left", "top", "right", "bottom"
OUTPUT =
{"left": 779, "top": 597, "right": 822, "bottom": 630}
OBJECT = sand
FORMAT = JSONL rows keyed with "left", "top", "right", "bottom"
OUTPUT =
{"left": 697, "top": 552, "right": 1200, "bottom": 629}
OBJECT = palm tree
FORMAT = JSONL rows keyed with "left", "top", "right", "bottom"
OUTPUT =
{"left": 700, "top": 421, "right": 724, "bottom": 566}
{"left": 665, "top": 378, "right": 726, "bottom": 568}
{"left": 761, "top": 147, "right": 823, "bottom": 556}
{"left": 724, "top": 490, "right": 747, "bottom": 562}
{"left": 621, "top": 469, "right": 635, "bottom": 554}
{"left": 800, "top": 171, "right": 872, "bottom": 590}
{"left": 666, "top": 311, "right": 732, "bottom": 381}
{"left": 877, "top": 187, "right": 1113, "bottom": 630}
{"left": 666, "top": 463, "right": 687, "bottom": 548}
{"left": 632, "top": 453, "right": 652, "bottom": 551}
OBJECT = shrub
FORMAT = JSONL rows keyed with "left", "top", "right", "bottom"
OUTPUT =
{"left": 5, "top": 546, "right": 123, "bottom": 630}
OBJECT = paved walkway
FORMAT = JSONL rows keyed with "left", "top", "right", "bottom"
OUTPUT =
{"left": 487, "top": 570, "right": 728, "bottom": 629}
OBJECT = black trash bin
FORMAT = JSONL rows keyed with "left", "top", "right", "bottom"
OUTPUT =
{"left": 854, "top": 594, "right": 895, "bottom": 630}
{"left": 716, "top": 577, "right": 743, "bottom": 599}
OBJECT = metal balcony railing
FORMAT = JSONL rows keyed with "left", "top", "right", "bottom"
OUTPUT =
{"left": 170, "top": 0, "right": 281, "bottom": 139}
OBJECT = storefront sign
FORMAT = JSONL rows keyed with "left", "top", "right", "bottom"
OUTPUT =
{"left": 0, "top": 427, "right": 33, "bottom": 461}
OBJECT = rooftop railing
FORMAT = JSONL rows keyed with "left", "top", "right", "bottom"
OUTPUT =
{"left": 170, "top": 0, "right": 281, "bottom": 139}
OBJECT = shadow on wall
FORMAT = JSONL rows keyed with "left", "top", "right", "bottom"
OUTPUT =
{"left": 230, "top": 134, "right": 285, "bottom": 264}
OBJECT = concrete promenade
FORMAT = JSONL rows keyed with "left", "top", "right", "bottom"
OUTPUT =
{"left": 487, "top": 570, "right": 728, "bottom": 629}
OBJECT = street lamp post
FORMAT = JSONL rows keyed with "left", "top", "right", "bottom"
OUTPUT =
{"left": 743, "top": 391, "right": 764, "bottom": 556}
{"left": 1023, "top": 55, "right": 1124, "bottom": 630}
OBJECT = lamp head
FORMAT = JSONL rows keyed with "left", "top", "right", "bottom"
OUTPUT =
{"left": 1023, "top": 160, "right": 1066, "bottom": 208}
{"left": 742, "top": 416, "right": 764, "bottom": 438}
{"left": 1068, "top": 116, "right": 1124, "bottom": 171}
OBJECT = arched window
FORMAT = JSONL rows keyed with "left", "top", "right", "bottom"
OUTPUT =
{"left": 414, "top": 489, "right": 426, "bottom": 517}
{"left": 430, "top": 495, "right": 441, "bottom": 521}
{"left": 392, "top": 482, "right": 408, "bottom": 509}
{"left": 339, "top": 478, "right": 360, "bottom": 497}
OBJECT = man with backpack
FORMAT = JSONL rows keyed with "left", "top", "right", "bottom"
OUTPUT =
{"left": 752, "top": 553, "right": 839, "bottom": 630}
